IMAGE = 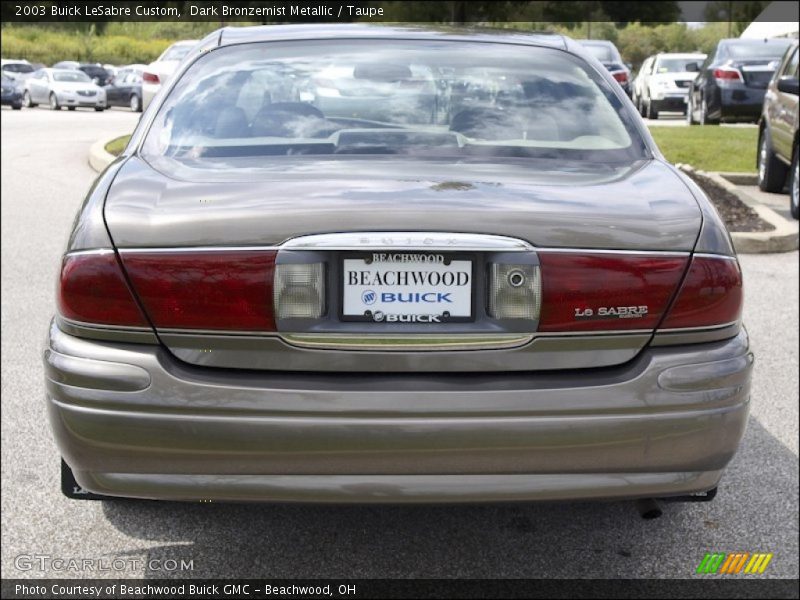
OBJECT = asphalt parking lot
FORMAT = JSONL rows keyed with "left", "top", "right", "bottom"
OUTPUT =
{"left": 1, "top": 106, "right": 797, "bottom": 580}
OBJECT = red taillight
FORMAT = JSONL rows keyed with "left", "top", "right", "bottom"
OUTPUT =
{"left": 58, "top": 251, "right": 149, "bottom": 327}
{"left": 713, "top": 68, "right": 742, "bottom": 81}
{"left": 660, "top": 256, "right": 742, "bottom": 329}
{"left": 120, "top": 251, "right": 277, "bottom": 331}
{"left": 612, "top": 71, "right": 629, "bottom": 84}
{"left": 537, "top": 253, "right": 689, "bottom": 332}
{"left": 539, "top": 253, "right": 688, "bottom": 331}
{"left": 142, "top": 72, "right": 159, "bottom": 84}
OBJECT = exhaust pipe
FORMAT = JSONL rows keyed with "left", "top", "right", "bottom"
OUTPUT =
{"left": 636, "top": 498, "right": 663, "bottom": 520}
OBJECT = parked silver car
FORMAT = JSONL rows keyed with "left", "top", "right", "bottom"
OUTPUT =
{"left": 23, "top": 68, "right": 106, "bottom": 111}
{"left": 48, "top": 25, "right": 750, "bottom": 506}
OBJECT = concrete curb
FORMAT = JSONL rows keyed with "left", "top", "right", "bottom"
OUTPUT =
{"left": 678, "top": 164, "right": 798, "bottom": 254}
{"left": 88, "top": 135, "right": 122, "bottom": 172}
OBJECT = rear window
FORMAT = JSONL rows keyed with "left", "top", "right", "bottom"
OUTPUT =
{"left": 3, "top": 63, "right": 33, "bottom": 74}
{"left": 161, "top": 44, "right": 193, "bottom": 62}
{"left": 655, "top": 58, "right": 703, "bottom": 73}
{"left": 580, "top": 43, "right": 617, "bottom": 63}
{"left": 142, "top": 40, "right": 646, "bottom": 164}
{"left": 725, "top": 40, "right": 793, "bottom": 59}
{"left": 80, "top": 66, "right": 107, "bottom": 78}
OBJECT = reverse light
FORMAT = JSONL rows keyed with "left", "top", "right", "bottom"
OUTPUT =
{"left": 273, "top": 263, "right": 326, "bottom": 319}
{"left": 488, "top": 264, "right": 541, "bottom": 320}
{"left": 142, "top": 72, "right": 160, "bottom": 84}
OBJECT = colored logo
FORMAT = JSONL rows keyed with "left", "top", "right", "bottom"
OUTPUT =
{"left": 362, "top": 290, "right": 377, "bottom": 305}
{"left": 696, "top": 552, "right": 773, "bottom": 575}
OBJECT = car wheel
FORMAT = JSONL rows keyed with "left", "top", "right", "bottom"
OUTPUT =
{"left": 700, "top": 97, "right": 718, "bottom": 125}
{"left": 60, "top": 459, "right": 108, "bottom": 500}
{"left": 647, "top": 100, "right": 659, "bottom": 120}
{"left": 49, "top": 93, "right": 60, "bottom": 110}
{"left": 94, "top": 107, "right": 105, "bottom": 112}
{"left": 67, "top": 106, "right": 76, "bottom": 111}
{"left": 12, "top": 103, "right": 22, "bottom": 110}
{"left": 757, "top": 128, "right": 788, "bottom": 193}
{"left": 23, "top": 90, "right": 36, "bottom": 108}
{"left": 790, "top": 148, "right": 799, "bottom": 220}
{"left": 129, "top": 94, "right": 141, "bottom": 112}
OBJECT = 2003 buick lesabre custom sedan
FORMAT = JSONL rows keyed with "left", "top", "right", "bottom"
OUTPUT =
{"left": 46, "top": 25, "right": 752, "bottom": 506}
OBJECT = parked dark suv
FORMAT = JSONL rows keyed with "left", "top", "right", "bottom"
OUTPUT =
{"left": 758, "top": 41, "right": 799, "bottom": 219}
{"left": 687, "top": 37, "right": 794, "bottom": 125}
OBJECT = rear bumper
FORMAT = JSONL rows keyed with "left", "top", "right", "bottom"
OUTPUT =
{"left": 1, "top": 91, "right": 23, "bottom": 105}
{"left": 719, "top": 88, "right": 766, "bottom": 119}
{"left": 652, "top": 95, "right": 688, "bottom": 112}
{"left": 45, "top": 321, "right": 753, "bottom": 502}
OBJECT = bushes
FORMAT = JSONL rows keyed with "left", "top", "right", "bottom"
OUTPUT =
{"left": 1, "top": 26, "right": 172, "bottom": 65}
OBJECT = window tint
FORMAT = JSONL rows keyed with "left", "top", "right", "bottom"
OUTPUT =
{"left": 143, "top": 40, "right": 645, "bottom": 164}
{"left": 2, "top": 63, "right": 33, "bottom": 74}
{"left": 581, "top": 43, "right": 616, "bottom": 63}
{"left": 654, "top": 58, "right": 704, "bottom": 73}
{"left": 725, "top": 40, "right": 793, "bottom": 60}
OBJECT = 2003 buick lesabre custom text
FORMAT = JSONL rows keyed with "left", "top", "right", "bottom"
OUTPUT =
{"left": 45, "top": 25, "right": 752, "bottom": 504}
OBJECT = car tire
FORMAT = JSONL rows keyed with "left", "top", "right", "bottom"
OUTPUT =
{"left": 129, "top": 94, "right": 141, "bottom": 112}
{"left": 757, "top": 128, "right": 788, "bottom": 193}
{"left": 686, "top": 97, "right": 695, "bottom": 125}
{"left": 67, "top": 106, "right": 76, "bottom": 111}
{"left": 790, "top": 147, "right": 799, "bottom": 220}
{"left": 12, "top": 103, "right": 22, "bottom": 110}
{"left": 60, "top": 459, "right": 108, "bottom": 500}
{"left": 700, "top": 97, "right": 718, "bottom": 125}
{"left": 49, "top": 93, "right": 60, "bottom": 111}
{"left": 23, "top": 91, "right": 36, "bottom": 108}
{"left": 647, "top": 100, "right": 659, "bottom": 120}
{"left": 94, "top": 107, "right": 105, "bottom": 112}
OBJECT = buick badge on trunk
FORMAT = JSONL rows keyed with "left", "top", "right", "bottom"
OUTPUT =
{"left": 47, "top": 24, "right": 750, "bottom": 508}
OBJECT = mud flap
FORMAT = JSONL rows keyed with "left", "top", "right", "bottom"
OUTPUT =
{"left": 61, "top": 459, "right": 109, "bottom": 501}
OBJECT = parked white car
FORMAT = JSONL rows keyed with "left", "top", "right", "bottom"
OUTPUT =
{"left": 22, "top": 68, "right": 106, "bottom": 111}
{"left": 142, "top": 40, "right": 198, "bottom": 109}
{"left": 633, "top": 52, "right": 706, "bottom": 119}
{"left": 1, "top": 59, "right": 35, "bottom": 82}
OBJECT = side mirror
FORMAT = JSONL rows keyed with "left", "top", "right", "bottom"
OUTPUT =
{"left": 685, "top": 62, "right": 699, "bottom": 73}
{"left": 777, "top": 75, "right": 799, "bottom": 96}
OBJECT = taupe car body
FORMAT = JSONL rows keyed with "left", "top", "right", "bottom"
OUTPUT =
{"left": 47, "top": 25, "right": 751, "bottom": 503}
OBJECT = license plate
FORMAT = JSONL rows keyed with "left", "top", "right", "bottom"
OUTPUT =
{"left": 342, "top": 253, "right": 473, "bottom": 322}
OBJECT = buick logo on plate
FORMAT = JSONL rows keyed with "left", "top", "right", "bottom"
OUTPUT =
{"left": 372, "top": 311, "right": 385, "bottom": 322}
{"left": 362, "top": 290, "right": 377, "bottom": 305}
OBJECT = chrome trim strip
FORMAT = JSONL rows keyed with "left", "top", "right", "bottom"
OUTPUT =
{"left": 280, "top": 333, "right": 534, "bottom": 351}
{"left": 534, "top": 248, "right": 690, "bottom": 256}
{"left": 57, "top": 316, "right": 152, "bottom": 333}
{"left": 114, "top": 244, "right": 695, "bottom": 256}
{"left": 157, "top": 327, "right": 280, "bottom": 337}
{"left": 118, "top": 246, "right": 280, "bottom": 254}
{"left": 64, "top": 248, "right": 116, "bottom": 257}
{"left": 280, "top": 232, "right": 534, "bottom": 252}
{"left": 657, "top": 320, "right": 739, "bottom": 333}
{"left": 692, "top": 253, "right": 738, "bottom": 261}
